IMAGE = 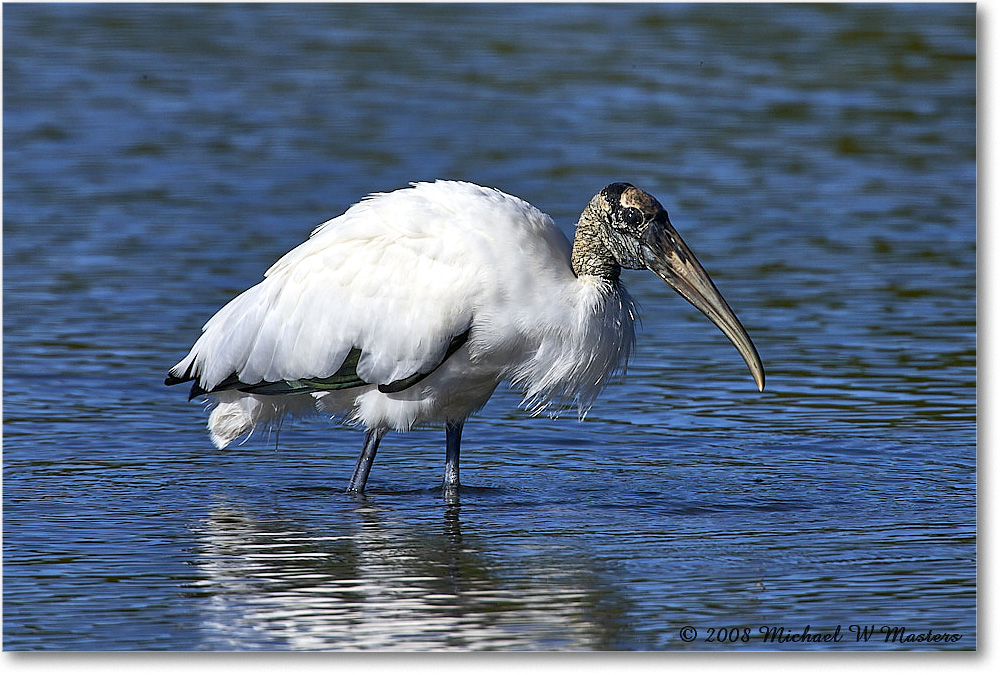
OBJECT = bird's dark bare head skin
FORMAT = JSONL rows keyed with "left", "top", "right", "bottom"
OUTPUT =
{"left": 573, "top": 182, "right": 670, "bottom": 277}
{"left": 603, "top": 182, "right": 667, "bottom": 229}
{"left": 583, "top": 182, "right": 674, "bottom": 271}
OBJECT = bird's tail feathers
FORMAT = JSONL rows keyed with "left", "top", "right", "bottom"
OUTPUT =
{"left": 206, "top": 392, "right": 319, "bottom": 449}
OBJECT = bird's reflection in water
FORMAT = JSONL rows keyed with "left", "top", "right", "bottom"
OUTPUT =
{"left": 189, "top": 493, "right": 631, "bottom": 650}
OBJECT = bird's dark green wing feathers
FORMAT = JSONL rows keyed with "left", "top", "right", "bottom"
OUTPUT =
{"left": 166, "top": 328, "right": 471, "bottom": 400}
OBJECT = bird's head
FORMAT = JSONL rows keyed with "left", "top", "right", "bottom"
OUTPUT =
{"left": 576, "top": 182, "right": 765, "bottom": 392}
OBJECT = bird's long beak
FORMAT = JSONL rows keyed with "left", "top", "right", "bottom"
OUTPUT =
{"left": 641, "top": 222, "right": 765, "bottom": 392}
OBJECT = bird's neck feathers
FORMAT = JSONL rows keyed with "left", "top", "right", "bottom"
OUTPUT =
{"left": 571, "top": 199, "right": 621, "bottom": 281}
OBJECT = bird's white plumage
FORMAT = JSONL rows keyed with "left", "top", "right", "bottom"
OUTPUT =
{"left": 170, "top": 181, "right": 636, "bottom": 448}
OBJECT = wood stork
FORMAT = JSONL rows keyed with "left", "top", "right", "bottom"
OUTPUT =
{"left": 167, "top": 181, "right": 764, "bottom": 492}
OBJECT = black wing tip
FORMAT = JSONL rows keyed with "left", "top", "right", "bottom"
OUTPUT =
{"left": 165, "top": 366, "right": 207, "bottom": 400}
{"left": 164, "top": 373, "right": 189, "bottom": 386}
{"left": 165, "top": 359, "right": 197, "bottom": 386}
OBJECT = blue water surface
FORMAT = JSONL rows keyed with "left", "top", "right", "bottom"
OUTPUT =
{"left": 3, "top": 3, "right": 975, "bottom": 650}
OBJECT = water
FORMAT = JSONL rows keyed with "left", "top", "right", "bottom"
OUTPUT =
{"left": 2, "top": 3, "right": 975, "bottom": 651}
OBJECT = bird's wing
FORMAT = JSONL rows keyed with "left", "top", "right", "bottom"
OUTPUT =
{"left": 170, "top": 328, "right": 472, "bottom": 399}
{"left": 167, "top": 186, "right": 493, "bottom": 398}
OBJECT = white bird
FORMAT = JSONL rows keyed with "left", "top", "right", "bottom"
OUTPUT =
{"left": 167, "top": 181, "right": 764, "bottom": 492}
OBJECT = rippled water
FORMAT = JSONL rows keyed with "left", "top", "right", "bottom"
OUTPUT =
{"left": 3, "top": 3, "right": 975, "bottom": 650}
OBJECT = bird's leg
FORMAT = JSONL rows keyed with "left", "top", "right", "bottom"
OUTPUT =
{"left": 348, "top": 427, "right": 386, "bottom": 493}
{"left": 444, "top": 421, "right": 463, "bottom": 490}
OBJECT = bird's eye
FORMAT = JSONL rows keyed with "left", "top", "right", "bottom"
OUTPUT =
{"left": 623, "top": 207, "right": 644, "bottom": 228}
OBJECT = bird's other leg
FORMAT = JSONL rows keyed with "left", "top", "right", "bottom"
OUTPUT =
{"left": 348, "top": 427, "right": 386, "bottom": 493}
{"left": 444, "top": 421, "right": 463, "bottom": 490}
